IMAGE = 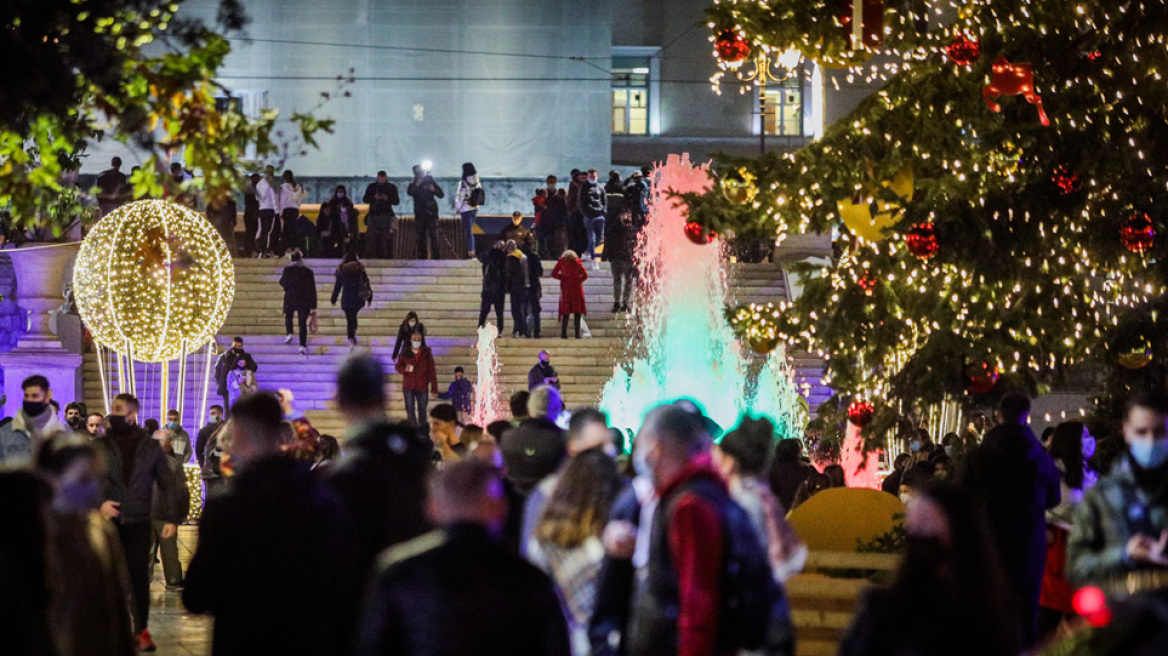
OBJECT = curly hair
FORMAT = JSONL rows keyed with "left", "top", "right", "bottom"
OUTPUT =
{"left": 536, "top": 450, "right": 622, "bottom": 549}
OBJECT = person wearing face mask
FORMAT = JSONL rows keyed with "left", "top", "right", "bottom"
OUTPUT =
{"left": 577, "top": 168, "right": 607, "bottom": 266}
{"left": 164, "top": 408, "right": 193, "bottom": 463}
{"left": 319, "top": 185, "right": 361, "bottom": 257}
{"left": 85, "top": 412, "right": 105, "bottom": 440}
{"left": 64, "top": 402, "right": 86, "bottom": 435}
{"left": 0, "top": 375, "right": 67, "bottom": 467}
{"left": 1038, "top": 421, "right": 1100, "bottom": 640}
{"left": 331, "top": 250, "right": 373, "bottom": 347}
{"left": 959, "top": 393, "right": 1061, "bottom": 649}
{"left": 214, "top": 337, "right": 258, "bottom": 416}
{"left": 37, "top": 440, "right": 137, "bottom": 656}
{"left": 528, "top": 350, "right": 561, "bottom": 391}
{"left": 358, "top": 460, "right": 570, "bottom": 654}
{"left": 195, "top": 405, "right": 224, "bottom": 469}
{"left": 93, "top": 393, "right": 182, "bottom": 651}
{"left": 1069, "top": 391, "right": 1168, "bottom": 588}
{"left": 392, "top": 311, "right": 427, "bottom": 361}
{"left": 838, "top": 483, "right": 1021, "bottom": 656}
{"left": 150, "top": 429, "right": 191, "bottom": 590}
{"left": 394, "top": 329, "right": 439, "bottom": 432}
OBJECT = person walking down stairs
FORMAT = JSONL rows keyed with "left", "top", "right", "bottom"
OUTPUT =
{"left": 552, "top": 250, "right": 588, "bottom": 339}
{"left": 280, "top": 251, "right": 317, "bottom": 355}
{"left": 331, "top": 251, "right": 373, "bottom": 348}
{"left": 392, "top": 311, "right": 427, "bottom": 361}
{"left": 395, "top": 331, "right": 439, "bottom": 434}
{"left": 478, "top": 241, "right": 507, "bottom": 334}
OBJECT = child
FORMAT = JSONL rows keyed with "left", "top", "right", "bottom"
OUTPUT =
{"left": 532, "top": 187, "right": 547, "bottom": 227}
{"left": 226, "top": 359, "right": 257, "bottom": 411}
{"left": 439, "top": 366, "right": 476, "bottom": 425}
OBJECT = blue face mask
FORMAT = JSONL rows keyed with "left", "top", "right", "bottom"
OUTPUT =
{"left": 167, "top": 422, "right": 180, "bottom": 430}
{"left": 1130, "top": 439, "right": 1168, "bottom": 470}
{"left": 909, "top": 440, "right": 922, "bottom": 453}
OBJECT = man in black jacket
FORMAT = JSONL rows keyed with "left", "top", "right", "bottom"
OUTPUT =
{"left": 95, "top": 393, "right": 182, "bottom": 651}
{"left": 279, "top": 252, "right": 318, "bottom": 354}
{"left": 357, "top": 459, "right": 569, "bottom": 656}
{"left": 326, "top": 354, "right": 433, "bottom": 577}
{"left": 578, "top": 168, "right": 607, "bottom": 263}
{"left": 478, "top": 241, "right": 507, "bottom": 334}
{"left": 407, "top": 164, "right": 445, "bottom": 260}
{"left": 184, "top": 393, "right": 356, "bottom": 656}
{"left": 606, "top": 211, "right": 638, "bottom": 312}
{"left": 214, "top": 336, "right": 258, "bottom": 414}
{"left": 960, "top": 393, "right": 1061, "bottom": 649}
{"left": 194, "top": 404, "right": 224, "bottom": 469}
{"left": 363, "top": 170, "right": 400, "bottom": 259}
{"left": 523, "top": 244, "right": 544, "bottom": 337}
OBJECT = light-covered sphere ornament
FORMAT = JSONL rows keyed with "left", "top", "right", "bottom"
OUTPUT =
{"left": 965, "top": 361, "right": 999, "bottom": 395}
{"left": 714, "top": 29, "right": 751, "bottom": 66}
{"left": 905, "top": 222, "right": 939, "bottom": 259}
{"left": 847, "top": 400, "right": 874, "bottom": 427}
{"left": 1120, "top": 213, "right": 1155, "bottom": 253}
{"left": 684, "top": 221, "right": 717, "bottom": 245}
{"left": 720, "top": 167, "right": 758, "bottom": 205}
{"left": 1118, "top": 339, "right": 1153, "bottom": 370}
{"left": 73, "top": 200, "right": 235, "bottom": 362}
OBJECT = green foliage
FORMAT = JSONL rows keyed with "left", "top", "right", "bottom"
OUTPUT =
{"left": 0, "top": 0, "right": 341, "bottom": 235}
{"left": 690, "top": 0, "right": 1168, "bottom": 435}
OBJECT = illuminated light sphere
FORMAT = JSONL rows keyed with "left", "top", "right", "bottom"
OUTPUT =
{"left": 1120, "top": 213, "right": 1156, "bottom": 253}
{"left": 720, "top": 167, "right": 758, "bottom": 205}
{"left": 905, "top": 222, "right": 939, "bottom": 259}
{"left": 946, "top": 33, "right": 981, "bottom": 66}
{"left": 1051, "top": 166, "right": 1081, "bottom": 195}
{"left": 684, "top": 221, "right": 717, "bottom": 245}
{"left": 748, "top": 335, "right": 779, "bottom": 355}
{"left": 847, "top": 400, "right": 874, "bottom": 427}
{"left": 1072, "top": 586, "right": 1112, "bottom": 628}
{"left": 966, "top": 362, "right": 999, "bottom": 395}
{"left": 714, "top": 29, "right": 751, "bottom": 66}
{"left": 73, "top": 200, "right": 235, "bottom": 362}
{"left": 1118, "top": 339, "right": 1153, "bottom": 369}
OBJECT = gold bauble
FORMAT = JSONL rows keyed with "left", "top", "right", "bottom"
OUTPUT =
{"left": 837, "top": 165, "right": 914, "bottom": 242}
{"left": 720, "top": 168, "right": 758, "bottom": 205}
{"left": 73, "top": 200, "right": 235, "bottom": 362}
{"left": 1118, "top": 343, "right": 1153, "bottom": 369}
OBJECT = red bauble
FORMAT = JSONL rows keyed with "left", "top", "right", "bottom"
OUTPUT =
{"left": 847, "top": 400, "right": 875, "bottom": 427}
{"left": 857, "top": 273, "right": 877, "bottom": 295}
{"left": 1052, "top": 166, "right": 1081, "bottom": 194}
{"left": 946, "top": 34, "right": 981, "bottom": 66}
{"left": 1121, "top": 213, "right": 1155, "bottom": 253}
{"left": 684, "top": 222, "right": 717, "bottom": 245}
{"left": 966, "top": 362, "right": 999, "bottom": 395}
{"left": 905, "top": 223, "right": 939, "bottom": 259}
{"left": 714, "top": 29, "right": 751, "bottom": 65}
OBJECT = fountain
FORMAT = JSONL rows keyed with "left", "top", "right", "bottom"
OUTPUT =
{"left": 471, "top": 323, "right": 507, "bottom": 426}
{"left": 600, "top": 154, "right": 805, "bottom": 445}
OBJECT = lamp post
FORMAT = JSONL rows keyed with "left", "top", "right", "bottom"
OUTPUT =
{"left": 731, "top": 49, "right": 801, "bottom": 154}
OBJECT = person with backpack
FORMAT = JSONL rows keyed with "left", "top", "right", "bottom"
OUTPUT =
{"left": 630, "top": 403, "right": 792, "bottom": 656}
{"left": 331, "top": 251, "right": 373, "bottom": 348}
{"left": 454, "top": 162, "right": 484, "bottom": 259}
{"left": 624, "top": 169, "right": 650, "bottom": 230}
{"left": 478, "top": 241, "right": 507, "bottom": 333}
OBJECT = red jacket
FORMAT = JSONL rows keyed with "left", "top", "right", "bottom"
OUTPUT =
{"left": 655, "top": 453, "right": 729, "bottom": 656}
{"left": 551, "top": 257, "right": 588, "bottom": 319}
{"left": 394, "top": 346, "right": 439, "bottom": 393}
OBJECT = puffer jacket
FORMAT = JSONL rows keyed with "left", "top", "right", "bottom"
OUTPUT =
{"left": 578, "top": 180, "right": 607, "bottom": 218}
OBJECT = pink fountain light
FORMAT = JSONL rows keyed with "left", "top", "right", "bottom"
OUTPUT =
{"left": 471, "top": 324, "right": 506, "bottom": 426}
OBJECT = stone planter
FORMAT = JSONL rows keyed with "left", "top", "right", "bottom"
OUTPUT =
{"left": 0, "top": 242, "right": 83, "bottom": 413}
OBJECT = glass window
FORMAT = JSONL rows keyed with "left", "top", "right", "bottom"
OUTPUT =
{"left": 763, "top": 81, "right": 804, "bottom": 136}
{"left": 612, "top": 58, "right": 650, "bottom": 135}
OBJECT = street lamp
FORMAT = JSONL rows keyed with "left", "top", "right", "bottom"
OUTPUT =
{"left": 731, "top": 48, "right": 801, "bottom": 154}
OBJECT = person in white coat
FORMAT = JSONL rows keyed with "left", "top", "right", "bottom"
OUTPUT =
{"left": 454, "top": 162, "right": 483, "bottom": 259}
{"left": 256, "top": 165, "right": 280, "bottom": 257}
{"left": 278, "top": 170, "right": 306, "bottom": 257}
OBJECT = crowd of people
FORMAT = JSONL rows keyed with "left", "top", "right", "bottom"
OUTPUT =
{"left": 3, "top": 359, "right": 1168, "bottom": 655}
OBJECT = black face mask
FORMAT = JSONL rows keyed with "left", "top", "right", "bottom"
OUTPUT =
{"left": 905, "top": 535, "right": 948, "bottom": 572}
{"left": 22, "top": 400, "right": 48, "bottom": 417}
{"left": 107, "top": 415, "right": 128, "bottom": 431}
{"left": 67, "top": 416, "right": 83, "bottom": 429}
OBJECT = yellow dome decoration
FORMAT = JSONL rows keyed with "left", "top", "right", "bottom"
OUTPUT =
{"left": 73, "top": 200, "right": 234, "bottom": 363}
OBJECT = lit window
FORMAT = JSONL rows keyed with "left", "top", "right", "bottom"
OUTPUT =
{"left": 763, "top": 82, "right": 804, "bottom": 136}
{"left": 612, "top": 57, "right": 650, "bottom": 135}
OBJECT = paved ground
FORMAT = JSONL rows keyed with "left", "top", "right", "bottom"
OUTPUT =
{"left": 147, "top": 577, "right": 212, "bottom": 654}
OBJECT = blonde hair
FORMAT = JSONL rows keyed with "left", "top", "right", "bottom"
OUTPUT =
{"left": 561, "top": 250, "right": 579, "bottom": 260}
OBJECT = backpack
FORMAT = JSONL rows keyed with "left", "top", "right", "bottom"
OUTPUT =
{"left": 360, "top": 271, "right": 374, "bottom": 303}
{"left": 469, "top": 185, "right": 486, "bottom": 207}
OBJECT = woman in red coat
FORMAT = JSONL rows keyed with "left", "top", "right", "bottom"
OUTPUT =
{"left": 551, "top": 250, "right": 589, "bottom": 339}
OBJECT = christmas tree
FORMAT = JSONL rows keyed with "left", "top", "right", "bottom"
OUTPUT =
{"left": 688, "top": 0, "right": 1168, "bottom": 441}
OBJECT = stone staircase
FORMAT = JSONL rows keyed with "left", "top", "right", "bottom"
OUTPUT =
{"left": 81, "top": 258, "right": 827, "bottom": 436}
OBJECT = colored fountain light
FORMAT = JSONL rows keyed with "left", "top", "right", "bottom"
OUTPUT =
{"left": 600, "top": 154, "right": 805, "bottom": 445}
{"left": 471, "top": 323, "right": 506, "bottom": 426}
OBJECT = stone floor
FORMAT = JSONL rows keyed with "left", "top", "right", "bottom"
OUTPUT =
{"left": 147, "top": 577, "right": 212, "bottom": 654}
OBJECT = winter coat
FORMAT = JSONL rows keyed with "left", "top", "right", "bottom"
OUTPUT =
{"left": 506, "top": 250, "right": 532, "bottom": 291}
{"left": 532, "top": 195, "right": 547, "bottom": 225}
{"left": 501, "top": 222, "right": 535, "bottom": 251}
{"left": 184, "top": 456, "right": 358, "bottom": 656}
{"left": 407, "top": 176, "right": 445, "bottom": 220}
{"left": 481, "top": 249, "right": 508, "bottom": 297}
{"left": 319, "top": 197, "right": 361, "bottom": 241}
{"left": 215, "top": 347, "right": 257, "bottom": 397}
{"left": 393, "top": 321, "right": 427, "bottom": 361}
{"left": 256, "top": 177, "right": 278, "bottom": 211}
{"left": 95, "top": 423, "right": 183, "bottom": 525}
{"left": 279, "top": 261, "right": 318, "bottom": 313}
{"left": 331, "top": 260, "right": 371, "bottom": 312}
{"left": 528, "top": 362, "right": 560, "bottom": 391}
{"left": 279, "top": 183, "right": 305, "bottom": 213}
{"left": 357, "top": 522, "right": 570, "bottom": 656}
{"left": 578, "top": 180, "right": 607, "bottom": 218}
{"left": 604, "top": 213, "right": 637, "bottom": 264}
{"left": 151, "top": 451, "right": 191, "bottom": 524}
{"left": 324, "top": 420, "right": 433, "bottom": 576}
{"left": 195, "top": 422, "right": 221, "bottom": 469}
{"left": 395, "top": 346, "right": 439, "bottom": 393}
{"left": 0, "top": 406, "right": 66, "bottom": 466}
{"left": 551, "top": 257, "right": 589, "bottom": 318}
{"left": 1068, "top": 452, "right": 1168, "bottom": 587}
{"left": 363, "top": 181, "right": 400, "bottom": 218}
{"left": 769, "top": 459, "right": 812, "bottom": 512}
{"left": 442, "top": 378, "right": 475, "bottom": 414}
{"left": 525, "top": 247, "right": 544, "bottom": 294}
{"left": 454, "top": 175, "right": 482, "bottom": 213}
{"left": 541, "top": 192, "right": 569, "bottom": 232}
{"left": 624, "top": 178, "right": 650, "bottom": 216}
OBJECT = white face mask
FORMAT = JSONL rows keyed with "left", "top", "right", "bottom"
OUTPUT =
{"left": 409, "top": 320, "right": 417, "bottom": 327}
{"left": 899, "top": 493, "right": 913, "bottom": 505}
{"left": 411, "top": 341, "right": 422, "bottom": 349}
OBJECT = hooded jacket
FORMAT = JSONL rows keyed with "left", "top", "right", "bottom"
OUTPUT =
{"left": 0, "top": 405, "right": 66, "bottom": 466}
{"left": 332, "top": 260, "right": 371, "bottom": 312}
{"left": 454, "top": 175, "right": 482, "bottom": 213}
